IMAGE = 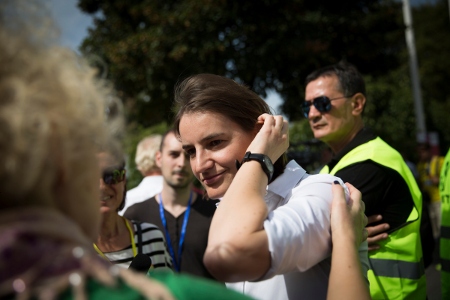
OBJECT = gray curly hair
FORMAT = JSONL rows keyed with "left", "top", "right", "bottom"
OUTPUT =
{"left": 0, "top": 0, "right": 124, "bottom": 212}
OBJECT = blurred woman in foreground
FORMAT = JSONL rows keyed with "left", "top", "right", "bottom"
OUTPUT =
{"left": 0, "top": 2, "right": 253, "bottom": 299}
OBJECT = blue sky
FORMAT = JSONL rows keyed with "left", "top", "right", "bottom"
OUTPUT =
{"left": 47, "top": 0, "right": 94, "bottom": 51}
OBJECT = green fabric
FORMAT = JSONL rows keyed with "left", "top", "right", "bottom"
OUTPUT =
{"left": 60, "top": 277, "right": 145, "bottom": 300}
{"left": 149, "top": 270, "right": 254, "bottom": 300}
{"left": 439, "top": 149, "right": 450, "bottom": 299}
{"left": 321, "top": 137, "right": 426, "bottom": 300}
{"left": 59, "top": 270, "right": 253, "bottom": 300}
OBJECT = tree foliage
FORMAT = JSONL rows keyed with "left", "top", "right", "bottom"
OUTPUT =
{"left": 78, "top": 0, "right": 450, "bottom": 170}
{"left": 412, "top": 0, "right": 450, "bottom": 153}
{"left": 78, "top": 0, "right": 404, "bottom": 126}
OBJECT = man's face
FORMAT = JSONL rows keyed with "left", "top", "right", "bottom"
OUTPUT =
{"left": 156, "top": 132, "right": 194, "bottom": 189}
{"left": 305, "top": 75, "right": 356, "bottom": 145}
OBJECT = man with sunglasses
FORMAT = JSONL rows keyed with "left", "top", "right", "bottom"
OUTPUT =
{"left": 124, "top": 129, "right": 219, "bottom": 281}
{"left": 304, "top": 61, "right": 426, "bottom": 300}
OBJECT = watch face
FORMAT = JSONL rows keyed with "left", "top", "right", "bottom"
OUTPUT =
{"left": 242, "top": 152, "right": 274, "bottom": 181}
{"left": 264, "top": 157, "right": 274, "bottom": 173}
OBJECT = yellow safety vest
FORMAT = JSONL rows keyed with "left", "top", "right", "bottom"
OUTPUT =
{"left": 439, "top": 149, "right": 450, "bottom": 299}
{"left": 321, "top": 137, "right": 426, "bottom": 300}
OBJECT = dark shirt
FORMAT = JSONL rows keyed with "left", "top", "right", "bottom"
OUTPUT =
{"left": 327, "top": 128, "right": 414, "bottom": 232}
{"left": 124, "top": 193, "right": 219, "bottom": 281}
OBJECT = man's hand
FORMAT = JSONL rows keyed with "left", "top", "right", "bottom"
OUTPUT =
{"left": 366, "top": 214, "right": 389, "bottom": 251}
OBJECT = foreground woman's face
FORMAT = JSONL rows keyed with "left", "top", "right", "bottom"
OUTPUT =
{"left": 179, "top": 112, "right": 255, "bottom": 199}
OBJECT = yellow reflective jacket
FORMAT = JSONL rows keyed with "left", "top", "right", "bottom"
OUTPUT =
{"left": 439, "top": 149, "right": 450, "bottom": 299}
{"left": 321, "top": 137, "right": 426, "bottom": 300}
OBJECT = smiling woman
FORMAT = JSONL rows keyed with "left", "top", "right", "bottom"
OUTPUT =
{"left": 173, "top": 73, "right": 370, "bottom": 300}
{"left": 94, "top": 151, "right": 173, "bottom": 270}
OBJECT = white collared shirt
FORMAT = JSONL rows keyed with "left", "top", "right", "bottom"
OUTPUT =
{"left": 226, "top": 160, "right": 369, "bottom": 300}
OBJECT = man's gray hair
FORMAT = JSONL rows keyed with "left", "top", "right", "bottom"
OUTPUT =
{"left": 135, "top": 134, "right": 162, "bottom": 175}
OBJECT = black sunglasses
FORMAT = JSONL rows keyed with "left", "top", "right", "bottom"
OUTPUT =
{"left": 301, "top": 95, "right": 352, "bottom": 118}
{"left": 102, "top": 168, "right": 126, "bottom": 185}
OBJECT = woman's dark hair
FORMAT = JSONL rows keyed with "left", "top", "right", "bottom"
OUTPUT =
{"left": 172, "top": 74, "right": 287, "bottom": 182}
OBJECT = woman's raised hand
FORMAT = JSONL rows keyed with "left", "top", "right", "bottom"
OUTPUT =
{"left": 247, "top": 114, "right": 289, "bottom": 163}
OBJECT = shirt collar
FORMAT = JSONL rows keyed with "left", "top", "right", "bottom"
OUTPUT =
{"left": 267, "top": 160, "right": 308, "bottom": 199}
{"left": 327, "top": 127, "right": 377, "bottom": 170}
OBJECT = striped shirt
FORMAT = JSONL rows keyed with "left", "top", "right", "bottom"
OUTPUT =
{"left": 103, "top": 220, "right": 173, "bottom": 270}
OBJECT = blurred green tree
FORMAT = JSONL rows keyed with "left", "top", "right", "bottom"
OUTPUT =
{"left": 78, "top": 0, "right": 404, "bottom": 125}
{"left": 412, "top": 0, "right": 450, "bottom": 154}
{"left": 78, "top": 0, "right": 450, "bottom": 169}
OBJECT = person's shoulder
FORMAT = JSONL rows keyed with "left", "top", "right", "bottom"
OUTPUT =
{"left": 337, "top": 159, "right": 391, "bottom": 178}
{"left": 130, "top": 196, "right": 158, "bottom": 209}
{"left": 138, "top": 222, "right": 165, "bottom": 239}
{"left": 294, "top": 173, "right": 342, "bottom": 192}
{"left": 123, "top": 197, "right": 158, "bottom": 218}
{"left": 137, "top": 221, "right": 161, "bottom": 230}
{"left": 302, "top": 173, "right": 339, "bottom": 184}
{"left": 289, "top": 174, "right": 339, "bottom": 203}
{"left": 433, "top": 155, "right": 445, "bottom": 165}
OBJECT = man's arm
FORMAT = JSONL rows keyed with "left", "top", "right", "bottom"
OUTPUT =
{"left": 366, "top": 214, "right": 389, "bottom": 251}
{"left": 335, "top": 161, "right": 414, "bottom": 251}
{"left": 335, "top": 161, "right": 413, "bottom": 230}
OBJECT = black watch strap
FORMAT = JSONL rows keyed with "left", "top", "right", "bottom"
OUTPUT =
{"left": 239, "top": 151, "right": 274, "bottom": 182}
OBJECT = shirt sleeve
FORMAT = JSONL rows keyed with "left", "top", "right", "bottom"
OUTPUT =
{"left": 261, "top": 174, "right": 341, "bottom": 279}
{"left": 335, "top": 161, "right": 413, "bottom": 231}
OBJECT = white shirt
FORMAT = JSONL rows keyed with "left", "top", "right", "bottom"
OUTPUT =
{"left": 119, "top": 176, "right": 163, "bottom": 215}
{"left": 226, "top": 160, "right": 369, "bottom": 300}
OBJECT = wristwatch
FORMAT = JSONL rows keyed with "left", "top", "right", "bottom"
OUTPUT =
{"left": 241, "top": 151, "right": 274, "bottom": 182}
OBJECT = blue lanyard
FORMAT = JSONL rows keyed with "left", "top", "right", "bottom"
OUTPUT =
{"left": 158, "top": 191, "right": 192, "bottom": 272}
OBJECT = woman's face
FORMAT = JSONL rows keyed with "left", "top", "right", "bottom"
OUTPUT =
{"left": 179, "top": 112, "right": 256, "bottom": 199}
{"left": 97, "top": 152, "right": 126, "bottom": 215}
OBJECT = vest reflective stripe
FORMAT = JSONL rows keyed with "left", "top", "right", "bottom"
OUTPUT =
{"left": 439, "top": 149, "right": 450, "bottom": 299}
{"left": 321, "top": 137, "right": 426, "bottom": 300}
{"left": 369, "top": 258, "right": 424, "bottom": 280}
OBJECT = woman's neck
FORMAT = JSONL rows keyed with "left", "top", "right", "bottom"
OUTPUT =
{"left": 96, "top": 213, "right": 131, "bottom": 252}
